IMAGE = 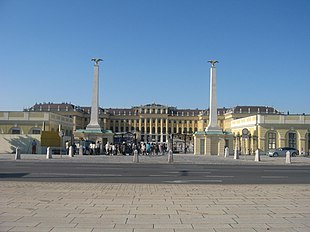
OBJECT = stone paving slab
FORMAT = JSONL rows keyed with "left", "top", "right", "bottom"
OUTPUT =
{"left": 0, "top": 182, "right": 309, "bottom": 231}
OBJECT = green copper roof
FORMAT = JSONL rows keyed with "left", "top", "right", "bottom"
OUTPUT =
{"left": 194, "top": 131, "right": 232, "bottom": 135}
{"left": 75, "top": 129, "right": 113, "bottom": 134}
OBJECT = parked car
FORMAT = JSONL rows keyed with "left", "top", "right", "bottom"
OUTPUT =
{"left": 268, "top": 147, "right": 299, "bottom": 157}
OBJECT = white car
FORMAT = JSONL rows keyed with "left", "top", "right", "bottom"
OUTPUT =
{"left": 268, "top": 147, "right": 299, "bottom": 157}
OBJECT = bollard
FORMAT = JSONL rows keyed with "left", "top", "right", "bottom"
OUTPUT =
{"left": 168, "top": 149, "right": 173, "bottom": 163}
{"left": 255, "top": 149, "right": 260, "bottom": 162}
{"left": 133, "top": 149, "right": 139, "bottom": 163}
{"left": 79, "top": 146, "right": 83, "bottom": 155}
{"left": 224, "top": 147, "right": 229, "bottom": 158}
{"left": 286, "top": 150, "right": 291, "bottom": 164}
{"left": 69, "top": 146, "right": 74, "bottom": 157}
{"left": 234, "top": 148, "right": 239, "bottom": 159}
{"left": 46, "top": 147, "right": 52, "bottom": 159}
{"left": 15, "top": 147, "right": 21, "bottom": 160}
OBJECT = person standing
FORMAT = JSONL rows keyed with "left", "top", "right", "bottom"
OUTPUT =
{"left": 31, "top": 139, "right": 37, "bottom": 154}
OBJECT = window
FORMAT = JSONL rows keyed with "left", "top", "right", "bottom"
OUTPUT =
{"left": 183, "top": 128, "right": 187, "bottom": 133}
{"left": 152, "top": 127, "right": 155, "bottom": 133}
{"left": 115, "top": 127, "right": 119, "bottom": 132}
{"left": 11, "top": 128, "right": 21, "bottom": 134}
{"left": 267, "top": 132, "right": 276, "bottom": 150}
{"left": 189, "top": 127, "right": 193, "bottom": 133}
{"left": 168, "top": 127, "right": 171, "bottom": 134}
{"left": 31, "top": 128, "right": 41, "bottom": 134}
{"left": 120, "top": 127, "right": 124, "bottom": 132}
{"left": 173, "top": 127, "right": 177, "bottom": 133}
{"left": 288, "top": 132, "right": 297, "bottom": 148}
{"left": 163, "top": 127, "right": 166, "bottom": 133}
{"left": 157, "top": 127, "right": 161, "bottom": 133}
{"left": 308, "top": 133, "right": 310, "bottom": 153}
{"left": 141, "top": 127, "right": 145, "bottom": 133}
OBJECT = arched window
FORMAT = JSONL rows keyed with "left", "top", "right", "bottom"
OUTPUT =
{"left": 11, "top": 127, "right": 21, "bottom": 134}
{"left": 267, "top": 131, "right": 276, "bottom": 150}
{"left": 288, "top": 132, "right": 297, "bottom": 148}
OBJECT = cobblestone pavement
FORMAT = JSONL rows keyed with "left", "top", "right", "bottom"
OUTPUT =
{"left": 0, "top": 182, "right": 309, "bottom": 232}
{"left": 1, "top": 153, "right": 310, "bottom": 166}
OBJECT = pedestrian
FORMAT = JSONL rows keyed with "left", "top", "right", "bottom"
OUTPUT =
{"left": 95, "top": 141, "right": 100, "bottom": 155}
{"left": 65, "top": 141, "right": 69, "bottom": 155}
{"left": 105, "top": 142, "right": 110, "bottom": 155}
{"left": 31, "top": 139, "right": 37, "bottom": 154}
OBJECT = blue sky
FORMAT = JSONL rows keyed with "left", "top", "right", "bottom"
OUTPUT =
{"left": 0, "top": 0, "right": 309, "bottom": 113}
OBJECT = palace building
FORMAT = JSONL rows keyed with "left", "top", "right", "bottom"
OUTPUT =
{"left": 0, "top": 102, "right": 309, "bottom": 155}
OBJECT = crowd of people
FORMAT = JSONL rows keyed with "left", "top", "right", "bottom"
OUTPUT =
{"left": 66, "top": 139, "right": 182, "bottom": 156}
{"left": 103, "top": 142, "right": 168, "bottom": 156}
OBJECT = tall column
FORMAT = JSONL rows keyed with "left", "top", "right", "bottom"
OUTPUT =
{"left": 205, "top": 60, "right": 222, "bottom": 132}
{"left": 160, "top": 118, "right": 163, "bottom": 142}
{"left": 86, "top": 58, "right": 102, "bottom": 131}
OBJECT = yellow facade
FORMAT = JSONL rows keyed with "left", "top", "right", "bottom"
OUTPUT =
{"left": 1, "top": 103, "right": 307, "bottom": 155}
{"left": 0, "top": 111, "right": 74, "bottom": 153}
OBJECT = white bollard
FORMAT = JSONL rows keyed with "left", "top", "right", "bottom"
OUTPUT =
{"left": 15, "top": 147, "right": 21, "bottom": 160}
{"left": 69, "top": 146, "right": 74, "bottom": 157}
{"left": 286, "top": 150, "right": 291, "bottom": 164}
{"left": 133, "top": 149, "right": 139, "bottom": 163}
{"left": 234, "top": 148, "right": 239, "bottom": 159}
{"left": 168, "top": 150, "right": 173, "bottom": 163}
{"left": 46, "top": 147, "right": 52, "bottom": 159}
{"left": 79, "top": 146, "right": 83, "bottom": 155}
{"left": 255, "top": 149, "right": 260, "bottom": 162}
{"left": 224, "top": 147, "right": 229, "bottom": 158}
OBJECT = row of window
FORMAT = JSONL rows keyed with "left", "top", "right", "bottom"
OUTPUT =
{"left": 5, "top": 128, "right": 72, "bottom": 136}
{"left": 9, "top": 128, "right": 41, "bottom": 134}
{"left": 109, "top": 126, "right": 198, "bottom": 134}
{"left": 100, "top": 119, "right": 199, "bottom": 124}
{"left": 267, "top": 131, "right": 308, "bottom": 149}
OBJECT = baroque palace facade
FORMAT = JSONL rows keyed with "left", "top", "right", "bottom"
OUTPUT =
{"left": 1, "top": 102, "right": 310, "bottom": 155}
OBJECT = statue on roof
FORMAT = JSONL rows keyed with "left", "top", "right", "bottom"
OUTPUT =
{"left": 91, "top": 58, "right": 103, "bottom": 65}
{"left": 208, "top": 60, "right": 218, "bottom": 67}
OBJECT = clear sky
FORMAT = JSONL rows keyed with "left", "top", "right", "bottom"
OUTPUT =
{"left": 0, "top": 0, "right": 309, "bottom": 113}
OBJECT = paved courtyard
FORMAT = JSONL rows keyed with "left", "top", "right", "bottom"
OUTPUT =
{"left": 1, "top": 153, "right": 310, "bottom": 166}
{"left": 0, "top": 154, "right": 310, "bottom": 232}
{"left": 0, "top": 182, "right": 309, "bottom": 232}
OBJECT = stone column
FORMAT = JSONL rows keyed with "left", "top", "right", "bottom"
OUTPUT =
{"left": 86, "top": 58, "right": 102, "bottom": 131}
{"left": 144, "top": 118, "right": 147, "bottom": 142}
{"left": 160, "top": 119, "right": 163, "bottom": 142}
{"left": 205, "top": 60, "right": 222, "bottom": 132}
